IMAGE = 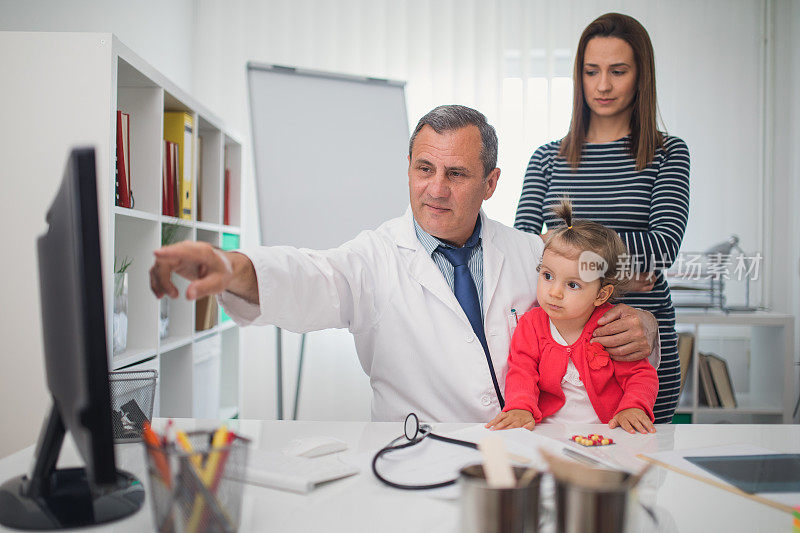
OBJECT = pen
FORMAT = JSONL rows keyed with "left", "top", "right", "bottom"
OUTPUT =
{"left": 511, "top": 308, "right": 519, "bottom": 324}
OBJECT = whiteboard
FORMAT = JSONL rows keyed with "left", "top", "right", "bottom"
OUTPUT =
{"left": 247, "top": 63, "right": 410, "bottom": 250}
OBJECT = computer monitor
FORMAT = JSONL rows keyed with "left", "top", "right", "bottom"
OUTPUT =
{"left": 0, "top": 147, "right": 144, "bottom": 529}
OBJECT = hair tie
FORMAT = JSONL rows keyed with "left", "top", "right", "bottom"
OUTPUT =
{"left": 567, "top": 225, "right": 573, "bottom": 229}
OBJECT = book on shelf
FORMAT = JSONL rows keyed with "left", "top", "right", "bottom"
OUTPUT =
{"left": 163, "top": 141, "right": 180, "bottom": 217}
{"left": 161, "top": 140, "right": 168, "bottom": 215}
{"left": 705, "top": 352, "right": 737, "bottom": 408}
{"left": 115, "top": 110, "right": 132, "bottom": 208}
{"left": 223, "top": 145, "right": 232, "bottom": 226}
{"left": 219, "top": 233, "right": 240, "bottom": 323}
{"left": 698, "top": 352, "right": 720, "bottom": 407}
{"left": 221, "top": 233, "right": 240, "bottom": 251}
{"left": 677, "top": 332, "right": 695, "bottom": 396}
{"left": 196, "top": 136, "right": 203, "bottom": 221}
{"left": 164, "top": 112, "right": 193, "bottom": 220}
{"left": 171, "top": 142, "right": 179, "bottom": 216}
{"left": 195, "top": 295, "right": 217, "bottom": 332}
{"left": 223, "top": 168, "right": 231, "bottom": 226}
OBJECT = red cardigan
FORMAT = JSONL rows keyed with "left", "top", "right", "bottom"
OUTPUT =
{"left": 503, "top": 303, "right": 658, "bottom": 423}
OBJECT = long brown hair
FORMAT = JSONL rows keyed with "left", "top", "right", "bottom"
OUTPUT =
{"left": 559, "top": 12, "right": 663, "bottom": 171}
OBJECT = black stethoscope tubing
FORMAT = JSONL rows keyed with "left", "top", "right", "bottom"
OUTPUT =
{"left": 371, "top": 413, "right": 479, "bottom": 490}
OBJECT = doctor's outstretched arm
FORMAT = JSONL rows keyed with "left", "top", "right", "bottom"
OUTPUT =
{"left": 149, "top": 241, "right": 259, "bottom": 304}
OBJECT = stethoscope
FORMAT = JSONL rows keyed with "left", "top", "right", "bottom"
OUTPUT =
{"left": 371, "top": 413, "right": 480, "bottom": 490}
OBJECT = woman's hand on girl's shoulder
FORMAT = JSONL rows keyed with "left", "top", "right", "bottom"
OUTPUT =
{"left": 485, "top": 409, "right": 536, "bottom": 431}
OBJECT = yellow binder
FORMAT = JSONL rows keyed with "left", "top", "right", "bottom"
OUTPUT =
{"left": 164, "top": 112, "right": 194, "bottom": 220}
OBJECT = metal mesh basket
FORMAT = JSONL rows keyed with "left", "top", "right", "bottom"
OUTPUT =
{"left": 144, "top": 431, "right": 250, "bottom": 533}
{"left": 109, "top": 369, "right": 158, "bottom": 442}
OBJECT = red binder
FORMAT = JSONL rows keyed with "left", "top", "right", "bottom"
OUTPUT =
{"left": 161, "top": 140, "right": 168, "bottom": 215}
{"left": 223, "top": 168, "right": 231, "bottom": 226}
{"left": 115, "top": 111, "right": 132, "bottom": 208}
{"left": 161, "top": 141, "right": 180, "bottom": 217}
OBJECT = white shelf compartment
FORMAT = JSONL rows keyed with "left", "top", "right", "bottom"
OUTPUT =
{"left": 117, "top": 57, "right": 163, "bottom": 216}
{"left": 223, "top": 139, "right": 242, "bottom": 228}
{"left": 198, "top": 118, "right": 224, "bottom": 225}
{"left": 675, "top": 311, "right": 795, "bottom": 423}
{"left": 159, "top": 344, "right": 194, "bottom": 418}
{"left": 220, "top": 327, "right": 241, "bottom": 420}
{"left": 112, "top": 215, "right": 158, "bottom": 364}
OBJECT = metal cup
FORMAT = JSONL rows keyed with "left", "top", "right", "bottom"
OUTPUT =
{"left": 554, "top": 469, "right": 632, "bottom": 533}
{"left": 459, "top": 464, "right": 542, "bottom": 533}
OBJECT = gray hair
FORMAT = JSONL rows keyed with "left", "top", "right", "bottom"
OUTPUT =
{"left": 408, "top": 105, "right": 498, "bottom": 179}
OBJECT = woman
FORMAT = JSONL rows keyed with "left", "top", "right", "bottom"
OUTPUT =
{"left": 514, "top": 12, "right": 690, "bottom": 423}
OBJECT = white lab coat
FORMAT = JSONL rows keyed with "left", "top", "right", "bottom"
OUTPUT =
{"left": 220, "top": 207, "right": 544, "bottom": 422}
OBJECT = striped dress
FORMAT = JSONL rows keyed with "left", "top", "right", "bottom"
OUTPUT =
{"left": 514, "top": 135, "right": 690, "bottom": 423}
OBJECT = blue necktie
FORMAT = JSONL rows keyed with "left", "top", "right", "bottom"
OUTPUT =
{"left": 436, "top": 221, "right": 505, "bottom": 408}
{"left": 437, "top": 243, "right": 487, "bottom": 352}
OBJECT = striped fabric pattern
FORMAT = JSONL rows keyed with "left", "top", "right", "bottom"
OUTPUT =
{"left": 514, "top": 135, "right": 690, "bottom": 423}
{"left": 413, "top": 218, "right": 485, "bottom": 316}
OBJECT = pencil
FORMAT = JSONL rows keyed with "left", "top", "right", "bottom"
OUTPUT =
{"left": 186, "top": 426, "right": 229, "bottom": 533}
{"left": 176, "top": 430, "right": 202, "bottom": 471}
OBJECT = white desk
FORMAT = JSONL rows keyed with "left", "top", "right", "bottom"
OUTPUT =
{"left": 1, "top": 420, "right": 798, "bottom": 532}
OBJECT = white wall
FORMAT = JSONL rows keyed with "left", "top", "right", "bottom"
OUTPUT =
{"left": 0, "top": 0, "right": 196, "bottom": 92}
{"left": 0, "top": 1, "right": 195, "bottom": 458}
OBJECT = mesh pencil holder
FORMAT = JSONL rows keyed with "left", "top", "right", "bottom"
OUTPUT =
{"left": 108, "top": 369, "right": 157, "bottom": 442}
{"left": 144, "top": 431, "right": 250, "bottom": 533}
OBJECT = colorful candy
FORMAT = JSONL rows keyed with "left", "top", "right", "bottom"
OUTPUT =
{"left": 570, "top": 434, "right": 614, "bottom": 446}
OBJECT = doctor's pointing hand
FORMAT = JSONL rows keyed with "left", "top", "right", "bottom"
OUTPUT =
{"left": 149, "top": 104, "right": 659, "bottom": 423}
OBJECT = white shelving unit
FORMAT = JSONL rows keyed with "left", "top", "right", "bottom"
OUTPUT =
{"left": 674, "top": 312, "right": 795, "bottom": 423}
{"left": 2, "top": 32, "right": 244, "bottom": 421}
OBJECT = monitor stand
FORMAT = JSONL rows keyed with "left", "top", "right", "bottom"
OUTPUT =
{"left": 0, "top": 404, "right": 145, "bottom": 530}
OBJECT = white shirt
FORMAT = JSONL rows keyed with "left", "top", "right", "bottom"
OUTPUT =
{"left": 540, "top": 319, "right": 602, "bottom": 425}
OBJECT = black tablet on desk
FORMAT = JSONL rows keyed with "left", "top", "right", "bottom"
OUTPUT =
{"left": 685, "top": 454, "right": 800, "bottom": 494}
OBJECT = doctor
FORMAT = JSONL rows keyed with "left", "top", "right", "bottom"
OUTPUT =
{"left": 149, "top": 105, "right": 658, "bottom": 422}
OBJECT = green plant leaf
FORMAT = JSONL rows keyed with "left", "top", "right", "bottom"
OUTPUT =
{"left": 114, "top": 256, "right": 133, "bottom": 274}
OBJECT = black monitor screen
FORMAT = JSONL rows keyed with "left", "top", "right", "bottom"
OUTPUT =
{"left": 36, "top": 147, "right": 115, "bottom": 484}
{"left": 0, "top": 147, "right": 144, "bottom": 530}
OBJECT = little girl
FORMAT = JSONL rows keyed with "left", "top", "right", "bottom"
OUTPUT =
{"left": 486, "top": 200, "right": 658, "bottom": 434}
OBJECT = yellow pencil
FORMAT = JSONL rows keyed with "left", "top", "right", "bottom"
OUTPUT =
{"left": 186, "top": 426, "right": 229, "bottom": 533}
{"left": 176, "top": 430, "right": 202, "bottom": 471}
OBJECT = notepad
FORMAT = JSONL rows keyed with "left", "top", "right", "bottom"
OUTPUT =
{"left": 236, "top": 449, "right": 359, "bottom": 494}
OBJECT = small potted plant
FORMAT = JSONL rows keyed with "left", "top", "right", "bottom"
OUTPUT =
{"left": 113, "top": 256, "right": 132, "bottom": 354}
